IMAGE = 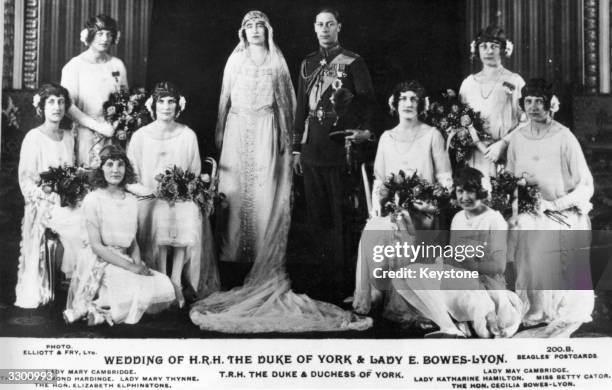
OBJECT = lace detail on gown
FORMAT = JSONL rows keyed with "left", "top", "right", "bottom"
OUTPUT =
{"left": 193, "top": 32, "right": 371, "bottom": 332}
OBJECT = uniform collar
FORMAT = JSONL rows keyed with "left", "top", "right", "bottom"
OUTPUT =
{"left": 318, "top": 43, "right": 342, "bottom": 59}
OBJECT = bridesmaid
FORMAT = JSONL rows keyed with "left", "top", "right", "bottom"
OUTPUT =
{"left": 127, "top": 82, "right": 219, "bottom": 305}
{"left": 15, "top": 83, "right": 75, "bottom": 308}
{"left": 507, "top": 79, "right": 594, "bottom": 337}
{"left": 61, "top": 14, "right": 126, "bottom": 167}
{"left": 352, "top": 80, "right": 452, "bottom": 318}
{"left": 64, "top": 145, "right": 176, "bottom": 325}
{"left": 459, "top": 25, "right": 525, "bottom": 179}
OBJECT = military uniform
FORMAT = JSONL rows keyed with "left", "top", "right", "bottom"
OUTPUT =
{"left": 293, "top": 44, "right": 375, "bottom": 298}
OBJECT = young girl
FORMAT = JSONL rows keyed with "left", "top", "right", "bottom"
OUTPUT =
{"left": 64, "top": 145, "right": 175, "bottom": 325}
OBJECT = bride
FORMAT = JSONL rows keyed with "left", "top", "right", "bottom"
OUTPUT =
{"left": 190, "top": 10, "right": 371, "bottom": 332}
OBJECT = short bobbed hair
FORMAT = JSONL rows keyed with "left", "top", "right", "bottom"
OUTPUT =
{"left": 519, "top": 78, "right": 554, "bottom": 111}
{"left": 91, "top": 144, "right": 137, "bottom": 188}
{"left": 84, "top": 14, "right": 119, "bottom": 44}
{"left": 475, "top": 25, "right": 508, "bottom": 53}
{"left": 390, "top": 80, "right": 427, "bottom": 115}
{"left": 453, "top": 167, "right": 488, "bottom": 200}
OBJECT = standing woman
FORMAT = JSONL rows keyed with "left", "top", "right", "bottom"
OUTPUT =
{"left": 507, "top": 79, "right": 594, "bottom": 337}
{"left": 215, "top": 10, "right": 295, "bottom": 264}
{"left": 61, "top": 14, "right": 126, "bottom": 167}
{"left": 15, "top": 83, "right": 75, "bottom": 308}
{"left": 127, "top": 82, "right": 219, "bottom": 304}
{"left": 459, "top": 25, "right": 524, "bottom": 178}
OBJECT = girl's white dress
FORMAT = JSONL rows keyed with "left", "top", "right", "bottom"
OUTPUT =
{"left": 64, "top": 190, "right": 175, "bottom": 325}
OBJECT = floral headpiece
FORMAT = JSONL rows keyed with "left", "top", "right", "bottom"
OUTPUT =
{"left": 388, "top": 95, "right": 396, "bottom": 115}
{"left": 145, "top": 95, "right": 187, "bottom": 119}
{"left": 79, "top": 28, "right": 121, "bottom": 46}
{"left": 549, "top": 95, "right": 560, "bottom": 113}
{"left": 32, "top": 94, "right": 41, "bottom": 108}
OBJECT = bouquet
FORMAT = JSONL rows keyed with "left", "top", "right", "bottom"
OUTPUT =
{"left": 153, "top": 166, "right": 217, "bottom": 217}
{"left": 379, "top": 170, "right": 451, "bottom": 219}
{"left": 425, "top": 89, "right": 489, "bottom": 167}
{"left": 488, "top": 170, "right": 571, "bottom": 226}
{"left": 39, "top": 166, "right": 91, "bottom": 208}
{"left": 488, "top": 170, "right": 540, "bottom": 220}
{"left": 103, "top": 87, "right": 151, "bottom": 147}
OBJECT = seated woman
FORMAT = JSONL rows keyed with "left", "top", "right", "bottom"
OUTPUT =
{"left": 352, "top": 80, "right": 452, "bottom": 318}
{"left": 507, "top": 79, "right": 594, "bottom": 337}
{"left": 436, "top": 167, "right": 522, "bottom": 337}
{"left": 356, "top": 167, "right": 522, "bottom": 337}
{"left": 15, "top": 83, "right": 76, "bottom": 308}
{"left": 127, "top": 82, "right": 219, "bottom": 305}
{"left": 63, "top": 145, "right": 176, "bottom": 325}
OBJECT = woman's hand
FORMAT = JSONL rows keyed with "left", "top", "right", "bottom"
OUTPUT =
{"left": 94, "top": 122, "right": 115, "bottom": 138}
{"left": 538, "top": 199, "right": 556, "bottom": 214}
{"left": 129, "top": 262, "right": 153, "bottom": 276}
{"left": 412, "top": 200, "right": 437, "bottom": 214}
{"left": 125, "top": 183, "right": 154, "bottom": 197}
{"left": 484, "top": 140, "right": 507, "bottom": 163}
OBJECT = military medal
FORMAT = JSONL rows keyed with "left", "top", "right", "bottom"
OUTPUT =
{"left": 316, "top": 107, "right": 324, "bottom": 123}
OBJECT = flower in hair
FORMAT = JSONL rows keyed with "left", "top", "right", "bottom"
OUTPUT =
{"left": 549, "top": 95, "right": 560, "bottom": 113}
{"left": 145, "top": 96, "right": 154, "bottom": 118}
{"left": 481, "top": 176, "right": 492, "bottom": 194}
{"left": 505, "top": 40, "right": 514, "bottom": 57}
{"left": 115, "top": 31, "right": 121, "bottom": 46}
{"left": 502, "top": 81, "right": 516, "bottom": 96}
{"left": 469, "top": 40, "right": 476, "bottom": 55}
{"left": 179, "top": 96, "right": 187, "bottom": 112}
{"left": 80, "top": 28, "right": 89, "bottom": 46}
{"left": 388, "top": 95, "right": 396, "bottom": 114}
{"left": 423, "top": 96, "right": 430, "bottom": 112}
{"left": 32, "top": 94, "right": 41, "bottom": 108}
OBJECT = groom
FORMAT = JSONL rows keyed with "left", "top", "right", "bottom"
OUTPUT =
{"left": 292, "top": 7, "right": 376, "bottom": 302}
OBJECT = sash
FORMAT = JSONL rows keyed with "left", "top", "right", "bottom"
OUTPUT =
{"left": 308, "top": 53, "right": 356, "bottom": 111}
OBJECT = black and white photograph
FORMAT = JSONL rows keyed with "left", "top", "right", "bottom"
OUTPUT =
{"left": 1, "top": 0, "right": 612, "bottom": 388}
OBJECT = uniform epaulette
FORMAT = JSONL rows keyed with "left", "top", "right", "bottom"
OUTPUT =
{"left": 340, "top": 49, "right": 360, "bottom": 59}
{"left": 305, "top": 50, "right": 319, "bottom": 58}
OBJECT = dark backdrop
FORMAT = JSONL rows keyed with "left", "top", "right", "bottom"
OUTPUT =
{"left": 147, "top": 0, "right": 467, "bottom": 159}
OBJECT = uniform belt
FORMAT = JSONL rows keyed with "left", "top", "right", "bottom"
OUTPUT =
{"left": 308, "top": 109, "right": 337, "bottom": 120}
